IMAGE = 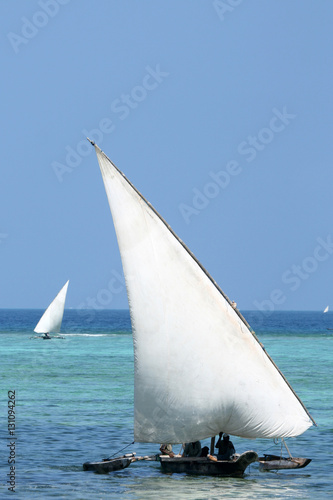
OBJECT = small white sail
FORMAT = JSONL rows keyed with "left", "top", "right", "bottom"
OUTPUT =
{"left": 324, "top": 306, "right": 329, "bottom": 313}
{"left": 34, "top": 281, "right": 69, "bottom": 334}
{"left": 92, "top": 142, "right": 315, "bottom": 444}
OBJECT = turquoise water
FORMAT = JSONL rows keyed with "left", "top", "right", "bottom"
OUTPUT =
{"left": 0, "top": 309, "right": 332, "bottom": 499}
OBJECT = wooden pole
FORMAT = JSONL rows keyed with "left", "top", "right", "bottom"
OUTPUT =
{"left": 210, "top": 436, "right": 215, "bottom": 455}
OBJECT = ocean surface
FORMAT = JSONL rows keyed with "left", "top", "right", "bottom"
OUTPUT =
{"left": 0, "top": 309, "right": 332, "bottom": 499}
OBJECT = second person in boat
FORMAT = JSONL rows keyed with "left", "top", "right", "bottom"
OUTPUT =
{"left": 215, "top": 433, "right": 235, "bottom": 460}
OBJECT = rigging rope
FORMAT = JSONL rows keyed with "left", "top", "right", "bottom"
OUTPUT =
{"left": 106, "top": 441, "right": 135, "bottom": 460}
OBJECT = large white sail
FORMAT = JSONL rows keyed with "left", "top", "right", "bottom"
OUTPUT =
{"left": 34, "top": 280, "right": 69, "bottom": 334}
{"left": 93, "top": 142, "right": 314, "bottom": 444}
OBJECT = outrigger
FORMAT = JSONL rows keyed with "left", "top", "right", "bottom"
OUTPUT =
{"left": 259, "top": 439, "right": 311, "bottom": 471}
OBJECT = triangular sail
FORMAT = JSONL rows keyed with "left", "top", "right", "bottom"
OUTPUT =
{"left": 92, "top": 141, "right": 315, "bottom": 444}
{"left": 34, "top": 281, "right": 69, "bottom": 334}
{"left": 324, "top": 306, "right": 329, "bottom": 313}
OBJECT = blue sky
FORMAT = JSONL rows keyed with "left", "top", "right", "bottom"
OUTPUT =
{"left": 1, "top": 0, "right": 332, "bottom": 312}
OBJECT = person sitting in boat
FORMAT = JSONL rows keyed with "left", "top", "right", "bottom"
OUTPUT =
{"left": 215, "top": 433, "right": 235, "bottom": 460}
{"left": 183, "top": 441, "right": 202, "bottom": 457}
{"left": 159, "top": 444, "right": 174, "bottom": 457}
{"left": 43, "top": 332, "right": 50, "bottom": 339}
{"left": 200, "top": 446, "right": 209, "bottom": 457}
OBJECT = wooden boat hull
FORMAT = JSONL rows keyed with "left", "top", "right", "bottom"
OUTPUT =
{"left": 159, "top": 451, "right": 258, "bottom": 476}
{"left": 83, "top": 457, "right": 132, "bottom": 473}
{"left": 259, "top": 454, "right": 311, "bottom": 471}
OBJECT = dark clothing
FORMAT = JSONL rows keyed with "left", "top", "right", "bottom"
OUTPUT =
{"left": 215, "top": 435, "right": 235, "bottom": 460}
{"left": 183, "top": 441, "right": 202, "bottom": 457}
{"left": 200, "top": 446, "right": 209, "bottom": 457}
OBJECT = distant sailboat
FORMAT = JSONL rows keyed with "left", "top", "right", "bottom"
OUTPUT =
{"left": 34, "top": 281, "right": 69, "bottom": 339}
{"left": 323, "top": 306, "right": 329, "bottom": 313}
{"left": 84, "top": 140, "right": 315, "bottom": 476}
